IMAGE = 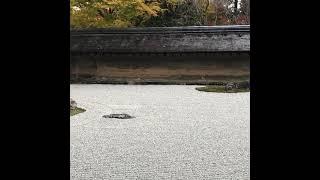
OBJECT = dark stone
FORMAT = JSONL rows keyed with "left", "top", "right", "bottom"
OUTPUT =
{"left": 238, "top": 80, "right": 250, "bottom": 89}
{"left": 225, "top": 80, "right": 250, "bottom": 91}
{"left": 70, "top": 98, "right": 77, "bottom": 109}
{"left": 225, "top": 82, "right": 237, "bottom": 91}
{"left": 103, "top": 114, "right": 135, "bottom": 119}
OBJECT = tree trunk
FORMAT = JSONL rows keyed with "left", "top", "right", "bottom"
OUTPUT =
{"left": 233, "top": 0, "right": 238, "bottom": 24}
{"left": 234, "top": 0, "right": 238, "bottom": 12}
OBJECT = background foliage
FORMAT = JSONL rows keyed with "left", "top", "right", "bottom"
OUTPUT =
{"left": 70, "top": 0, "right": 250, "bottom": 29}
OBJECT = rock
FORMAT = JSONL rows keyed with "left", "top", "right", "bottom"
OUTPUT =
{"left": 225, "top": 82, "right": 237, "bottom": 91}
{"left": 238, "top": 80, "right": 250, "bottom": 89}
{"left": 70, "top": 98, "right": 77, "bottom": 109}
{"left": 225, "top": 81, "right": 250, "bottom": 91}
{"left": 103, "top": 113, "right": 135, "bottom": 119}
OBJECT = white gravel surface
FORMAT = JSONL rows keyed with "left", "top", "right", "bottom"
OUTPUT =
{"left": 70, "top": 84, "right": 250, "bottom": 180}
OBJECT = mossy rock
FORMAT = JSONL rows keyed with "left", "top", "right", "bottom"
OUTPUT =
{"left": 70, "top": 107, "right": 86, "bottom": 116}
{"left": 196, "top": 85, "right": 249, "bottom": 93}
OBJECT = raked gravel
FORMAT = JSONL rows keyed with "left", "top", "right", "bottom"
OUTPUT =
{"left": 70, "top": 85, "right": 250, "bottom": 180}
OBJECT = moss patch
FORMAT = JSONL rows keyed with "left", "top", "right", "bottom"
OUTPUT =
{"left": 196, "top": 85, "right": 250, "bottom": 93}
{"left": 70, "top": 107, "right": 86, "bottom": 116}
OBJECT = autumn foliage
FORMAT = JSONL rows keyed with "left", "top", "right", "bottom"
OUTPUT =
{"left": 70, "top": 0, "right": 249, "bottom": 29}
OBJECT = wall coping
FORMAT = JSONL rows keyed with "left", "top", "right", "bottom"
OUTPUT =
{"left": 71, "top": 25, "right": 250, "bottom": 34}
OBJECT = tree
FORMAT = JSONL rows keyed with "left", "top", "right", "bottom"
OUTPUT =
{"left": 70, "top": 0, "right": 250, "bottom": 28}
{"left": 71, "top": 0, "right": 162, "bottom": 29}
{"left": 238, "top": 0, "right": 249, "bottom": 24}
{"left": 143, "top": 0, "right": 204, "bottom": 26}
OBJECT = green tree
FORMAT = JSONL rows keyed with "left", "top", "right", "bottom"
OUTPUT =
{"left": 70, "top": 0, "right": 250, "bottom": 28}
{"left": 143, "top": 0, "right": 203, "bottom": 27}
{"left": 71, "top": 0, "right": 162, "bottom": 29}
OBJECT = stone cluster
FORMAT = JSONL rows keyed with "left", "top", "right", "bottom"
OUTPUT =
{"left": 225, "top": 81, "right": 250, "bottom": 91}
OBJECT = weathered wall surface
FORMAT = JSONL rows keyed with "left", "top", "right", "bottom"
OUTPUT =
{"left": 70, "top": 26, "right": 250, "bottom": 84}
{"left": 71, "top": 25, "right": 250, "bottom": 53}
{"left": 70, "top": 54, "right": 249, "bottom": 84}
